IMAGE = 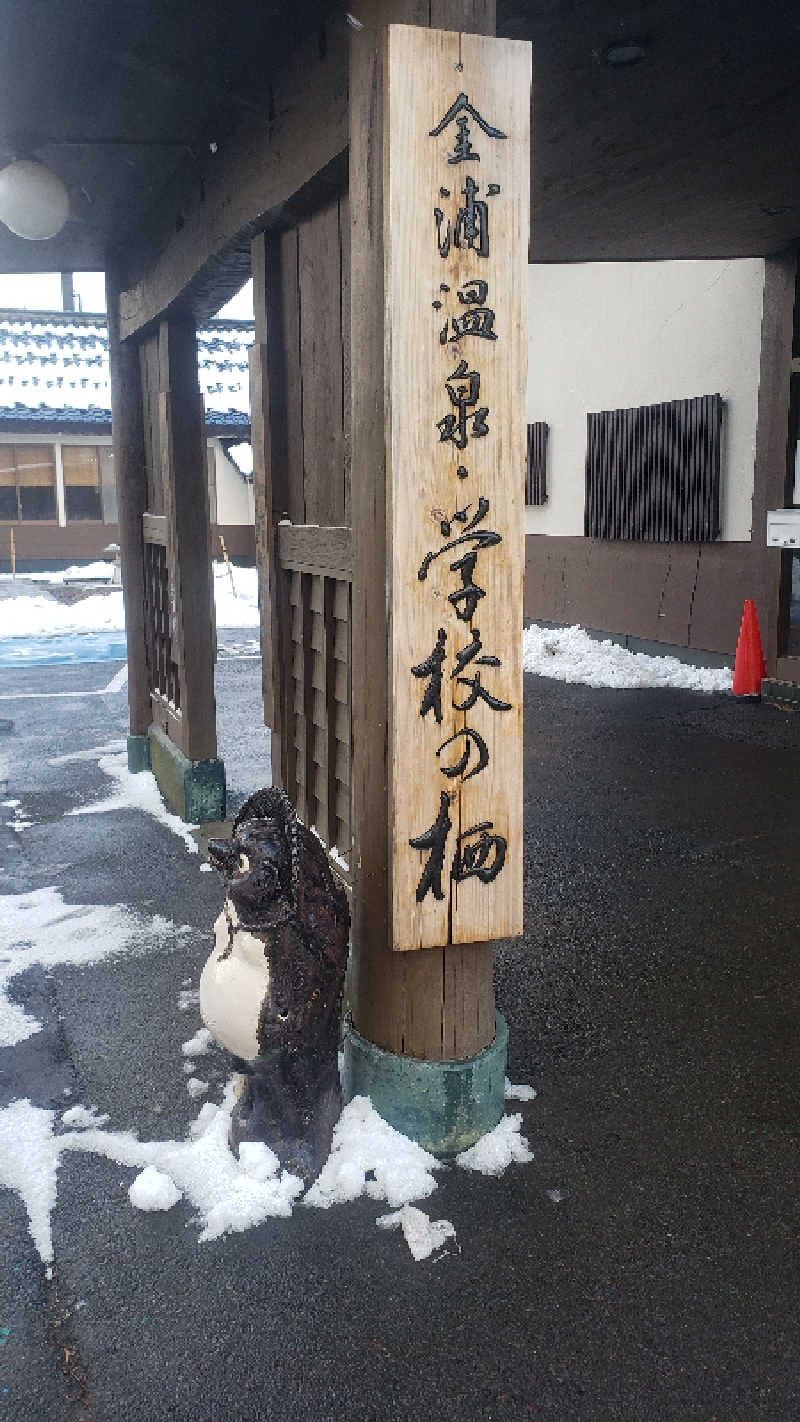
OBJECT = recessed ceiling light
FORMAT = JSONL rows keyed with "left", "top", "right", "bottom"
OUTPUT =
{"left": 602, "top": 39, "right": 648, "bottom": 67}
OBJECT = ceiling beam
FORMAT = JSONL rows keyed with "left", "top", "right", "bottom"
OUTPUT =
{"left": 118, "top": 18, "right": 348, "bottom": 339}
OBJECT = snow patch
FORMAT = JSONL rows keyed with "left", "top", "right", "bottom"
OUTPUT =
{"left": 186, "top": 1077, "right": 209, "bottom": 1100}
{"left": 456, "top": 1114, "right": 533, "bottom": 1175}
{"left": 504, "top": 1078, "right": 537, "bottom": 1102}
{"left": 0, "top": 886, "right": 184, "bottom": 1047}
{"left": 0, "top": 1100, "right": 58, "bottom": 1263}
{"left": 523, "top": 622, "right": 732, "bottom": 693}
{"left": 376, "top": 1204, "right": 456, "bottom": 1261}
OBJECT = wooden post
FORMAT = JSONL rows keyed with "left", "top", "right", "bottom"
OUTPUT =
{"left": 250, "top": 229, "right": 295, "bottom": 788}
{"left": 106, "top": 266, "right": 151, "bottom": 742}
{"left": 350, "top": 0, "right": 519, "bottom": 1063}
{"left": 158, "top": 318, "right": 218, "bottom": 764}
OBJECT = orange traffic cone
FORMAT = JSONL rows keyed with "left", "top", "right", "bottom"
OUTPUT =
{"left": 732, "top": 599, "right": 766, "bottom": 697}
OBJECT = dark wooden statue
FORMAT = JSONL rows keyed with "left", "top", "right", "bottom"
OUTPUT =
{"left": 199, "top": 787, "right": 350, "bottom": 1184}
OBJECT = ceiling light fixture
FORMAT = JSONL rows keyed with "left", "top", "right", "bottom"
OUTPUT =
{"left": 0, "top": 159, "right": 69, "bottom": 240}
{"left": 602, "top": 39, "right": 648, "bottom": 67}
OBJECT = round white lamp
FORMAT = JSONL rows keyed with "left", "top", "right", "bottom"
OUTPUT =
{"left": 0, "top": 160, "right": 69, "bottom": 240}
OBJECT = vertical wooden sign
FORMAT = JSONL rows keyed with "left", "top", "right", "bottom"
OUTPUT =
{"left": 387, "top": 25, "right": 530, "bottom": 951}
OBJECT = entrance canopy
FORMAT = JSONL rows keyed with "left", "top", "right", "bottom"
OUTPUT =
{"left": 0, "top": 0, "right": 798, "bottom": 283}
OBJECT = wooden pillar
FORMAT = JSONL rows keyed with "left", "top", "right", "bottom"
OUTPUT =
{"left": 158, "top": 318, "right": 218, "bottom": 763}
{"left": 250, "top": 230, "right": 291, "bottom": 786}
{"left": 752, "top": 251, "right": 796, "bottom": 677}
{"left": 349, "top": 0, "right": 501, "bottom": 1062}
{"left": 105, "top": 266, "right": 150, "bottom": 741}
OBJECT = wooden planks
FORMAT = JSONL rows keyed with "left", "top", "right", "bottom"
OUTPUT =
{"left": 386, "top": 25, "right": 529, "bottom": 950}
{"left": 278, "top": 524, "right": 352, "bottom": 578}
{"left": 299, "top": 199, "right": 347, "bottom": 526}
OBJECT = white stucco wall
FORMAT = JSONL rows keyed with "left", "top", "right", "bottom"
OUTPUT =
{"left": 526, "top": 259, "right": 766, "bottom": 542}
{"left": 213, "top": 443, "right": 254, "bottom": 525}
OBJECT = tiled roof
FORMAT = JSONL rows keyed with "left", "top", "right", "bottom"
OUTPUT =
{"left": 0, "top": 311, "right": 252, "bottom": 430}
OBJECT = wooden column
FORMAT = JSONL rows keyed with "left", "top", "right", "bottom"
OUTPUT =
{"left": 752, "top": 251, "right": 796, "bottom": 677}
{"left": 350, "top": 0, "right": 502, "bottom": 1062}
{"left": 105, "top": 266, "right": 150, "bottom": 739}
{"left": 158, "top": 318, "right": 218, "bottom": 763}
{"left": 250, "top": 230, "right": 291, "bottom": 786}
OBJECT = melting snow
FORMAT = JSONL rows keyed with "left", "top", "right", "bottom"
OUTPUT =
{"left": 0, "top": 1084, "right": 537, "bottom": 1267}
{"left": 59, "top": 743, "right": 199, "bottom": 854}
{"left": 0, "top": 886, "right": 185, "bottom": 1047}
{"left": 186, "top": 1078, "right": 209, "bottom": 1100}
{"left": 523, "top": 622, "right": 732, "bottom": 693}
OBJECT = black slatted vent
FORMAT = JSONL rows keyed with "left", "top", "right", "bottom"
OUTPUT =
{"left": 526, "top": 421, "right": 549, "bottom": 505}
{"left": 585, "top": 394, "right": 723, "bottom": 541}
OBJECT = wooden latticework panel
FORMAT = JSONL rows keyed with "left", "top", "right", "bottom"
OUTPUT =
{"left": 286, "top": 570, "right": 351, "bottom": 866}
{"left": 143, "top": 540, "right": 181, "bottom": 709}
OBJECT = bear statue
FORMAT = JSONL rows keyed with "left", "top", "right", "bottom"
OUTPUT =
{"left": 199, "top": 787, "right": 350, "bottom": 1184}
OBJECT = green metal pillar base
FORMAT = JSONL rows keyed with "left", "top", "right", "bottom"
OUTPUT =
{"left": 127, "top": 734, "right": 151, "bottom": 774}
{"left": 342, "top": 1012, "right": 508, "bottom": 1157}
{"left": 147, "top": 723, "right": 226, "bottom": 824}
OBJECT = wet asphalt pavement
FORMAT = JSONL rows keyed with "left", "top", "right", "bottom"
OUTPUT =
{"left": 1, "top": 647, "right": 799, "bottom": 1421}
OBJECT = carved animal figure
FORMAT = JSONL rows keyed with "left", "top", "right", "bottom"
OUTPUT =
{"left": 199, "top": 787, "right": 350, "bottom": 1184}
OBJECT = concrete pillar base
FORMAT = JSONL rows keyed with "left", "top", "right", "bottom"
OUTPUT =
{"left": 342, "top": 1012, "right": 508, "bottom": 1157}
{"left": 127, "top": 734, "right": 151, "bottom": 773}
{"left": 147, "top": 723, "right": 226, "bottom": 824}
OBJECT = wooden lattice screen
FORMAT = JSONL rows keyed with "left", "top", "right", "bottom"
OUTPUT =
{"left": 526, "top": 421, "right": 549, "bottom": 505}
{"left": 585, "top": 394, "right": 723, "bottom": 541}
{"left": 142, "top": 536, "right": 181, "bottom": 710}
{"left": 284, "top": 562, "right": 351, "bottom": 869}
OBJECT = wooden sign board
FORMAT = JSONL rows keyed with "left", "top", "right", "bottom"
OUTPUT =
{"left": 386, "top": 25, "right": 530, "bottom": 950}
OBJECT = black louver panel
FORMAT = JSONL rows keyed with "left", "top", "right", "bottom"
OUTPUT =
{"left": 526, "top": 421, "right": 549, "bottom": 506}
{"left": 585, "top": 394, "right": 723, "bottom": 541}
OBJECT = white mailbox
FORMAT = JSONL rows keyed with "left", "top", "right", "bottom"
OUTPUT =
{"left": 766, "top": 509, "right": 800, "bottom": 548}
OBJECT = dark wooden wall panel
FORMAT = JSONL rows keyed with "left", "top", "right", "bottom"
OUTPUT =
{"left": 524, "top": 534, "right": 775, "bottom": 658}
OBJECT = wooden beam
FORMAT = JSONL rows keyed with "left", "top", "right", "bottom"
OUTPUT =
{"left": 349, "top": 0, "right": 498, "bottom": 1063}
{"left": 119, "top": 20, "right": 348, "bottom": 342}
{"left": 106, "top": 266, "right": 150, "bottom": 739}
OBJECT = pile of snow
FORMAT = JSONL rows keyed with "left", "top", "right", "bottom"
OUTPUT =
{"left": 0, "top": 1080, "right": 537, "bottom": 1266}
{"left": 0, "top": 886, "right": 186, "bottom": 1047}
{"left": 0, "top": 561, "right": 115, "bottom": 584}
{"left": 304, "top": 1096, "right": 442, "bottom": 1210}
{"left": 0, "top": 561, "right": 259, "bottom": 639}
{"left": 523, "top": 622, "right": 732, "bottom": 693}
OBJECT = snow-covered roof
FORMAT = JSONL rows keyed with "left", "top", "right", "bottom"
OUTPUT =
{"left": 0, "top": 311, "right": 252, "bottom": 433}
